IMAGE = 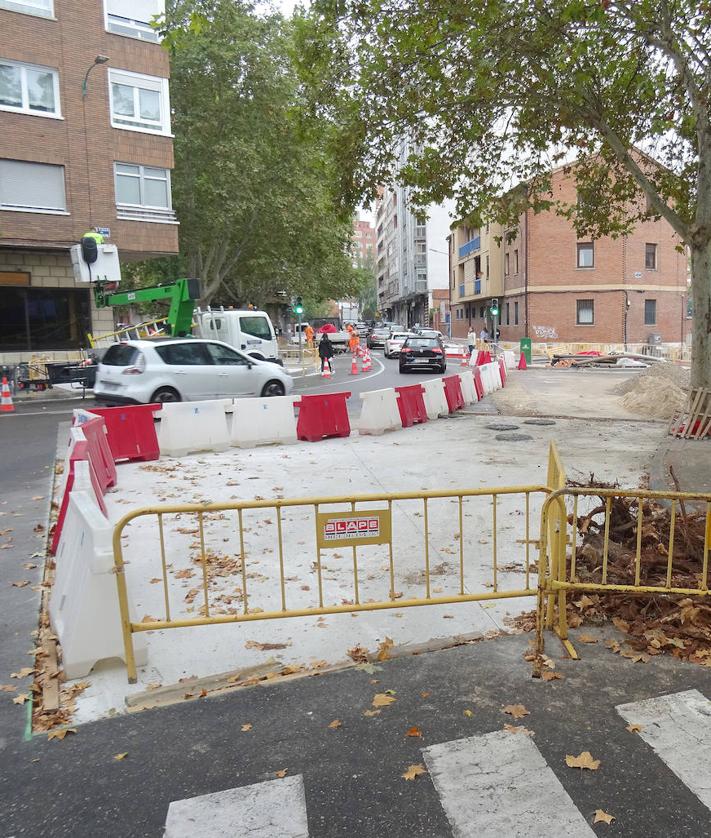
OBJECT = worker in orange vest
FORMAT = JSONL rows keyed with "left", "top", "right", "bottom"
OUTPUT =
{"left": 347, "top": 324, "right": 359, "bottom": 355}
{"left": 305, "top": 324, "right": 315, "bottom": 348}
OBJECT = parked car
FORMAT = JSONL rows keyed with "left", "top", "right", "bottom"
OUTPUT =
{"left": 384, "top": 331, "right": 414, "bottom": 358}
{"left": 94, "top": 338, "right": 293, "bottom": 405}
{"left": 413, "top": 328, "right": 444, "bottom": 340}
{"left": 367, "top": 327, "right": 391, "bottom": 349}
{"left": 398, "top": 335, "right": 447, "bottom": 374}
{"left": 355, "top": 322, "right": 369, "bottom": 337}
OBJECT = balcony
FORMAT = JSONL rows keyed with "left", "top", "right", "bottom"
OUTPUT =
{"left": 458, "top": 237, "right": 480, "bottom": 259}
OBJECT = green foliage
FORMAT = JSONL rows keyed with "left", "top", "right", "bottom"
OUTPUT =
{"left": 158, "top": 0, "right": 361, "bottom": 304}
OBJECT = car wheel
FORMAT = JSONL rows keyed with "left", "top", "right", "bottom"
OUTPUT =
{"left": 261, "top": 380, "right": 285, "bottom": 397}
{"left": 151, "top": 386, "right": 181, "bottom": 404}
{"left": 441, "top": 364, "right": 447, "bottom": 373}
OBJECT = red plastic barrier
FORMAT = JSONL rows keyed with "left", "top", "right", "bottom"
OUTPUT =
{"left": 75, "top": 416, "right": 116, "bottom": 491}
{"left": 395, "top": 384, "right": 428, "bottom": 428}
{"left": 476, "top": 350, "right": 492, "bottom": 366}
{"left": 473, "top": 368, "right": 485, "bottom": 401}
{"left": 87, "top": 404, "right": 161, "bottom": 462}
{"left": 498, "top": 357, "right": 507, "bottom": 387}
{"left": 50, "top": 440, "right": 107, "bottom": 555}
{"left": 296, "top": 392, "right": 351, "bottom": 442}
{"left": 442, "top": 375, "right": 465, "bottom": 413}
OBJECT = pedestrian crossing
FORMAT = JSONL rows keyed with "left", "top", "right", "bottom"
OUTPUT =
{"left": 163, "top": 689, "right": 711, "bottom": 838}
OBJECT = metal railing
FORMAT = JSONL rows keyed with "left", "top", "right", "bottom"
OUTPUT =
{"left": 113, "top": 475, "right": 555, "bottom": 682}
{"left": 536, "top": 486, "right": 711, "bottom": 662}
{"left": 458, "top": 237, "right": 481, "bottom": 259}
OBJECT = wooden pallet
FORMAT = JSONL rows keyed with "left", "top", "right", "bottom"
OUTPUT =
{"left": 668, "top": 387, "right": 711, "bottom": 440}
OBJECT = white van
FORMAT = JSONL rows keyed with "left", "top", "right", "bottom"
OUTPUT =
{"left": 196, "top": 310, "right": 281, "bottom": 364}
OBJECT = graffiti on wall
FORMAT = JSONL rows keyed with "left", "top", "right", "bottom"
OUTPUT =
{"left": 532, "top": 325, "right": 559, "bottom": 340}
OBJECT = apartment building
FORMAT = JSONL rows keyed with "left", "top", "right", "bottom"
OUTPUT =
{"left": 352, "top": 217, "right": 375, "bottom": 265}
{"left": 0, "top": 0, "right": 178, "bottom": 362}
{"left": 375, "top": 141, "right": 453, "bottom": 328}
{"left": 449, "top": 163, "right": 688, "bottom": 345}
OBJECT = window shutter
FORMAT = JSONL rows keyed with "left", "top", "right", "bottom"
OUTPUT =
{"left": 0, "top": 159, "right": 65, "bottom": 210}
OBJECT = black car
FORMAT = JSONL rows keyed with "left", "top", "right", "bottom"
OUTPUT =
{"left": 399, "top": 336, "right": 447, "bottom": 373}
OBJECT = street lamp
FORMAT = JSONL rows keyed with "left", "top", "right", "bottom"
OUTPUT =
{"left": 82, "top": 55, "right": 109, "bottom": 97}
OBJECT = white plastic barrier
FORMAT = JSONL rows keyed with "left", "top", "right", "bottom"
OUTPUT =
{"left": 421, "top": 378, "right": 449, "bottom": 420}
{"left": 158, "top": 400, "right": 230, "bottom": 458}
{"left": 357, "top": 388, "right": 402, "bottom": 435}
{"left": 503, "top": 350, "right": 517, "bottom": 369}
{"left": 72, "top": 459, "right": 106, "bottom": 513}
{"left": 480, "top": 363, "right": 497, "bottom": 394}
{"left": 230, "top": 396, "right": 298, "bottom": 447}
{"left": 50, "top": 490, "right": 147, "bottom": 679}
{"left": 458, "top": 370, "right": 477, "bottom": 404}
{"left": 60, "top": 426, "right": 87, "bottom": 493}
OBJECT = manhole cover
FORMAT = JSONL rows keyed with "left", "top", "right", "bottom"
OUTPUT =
{"left": 485, "top": 423, "right": 520, "bottom": 431}
{"left": 523, "top": 419, "right": 557, "bottom": 426}
{"left": 495, "top": 433, "right": 534, "bottom": 442}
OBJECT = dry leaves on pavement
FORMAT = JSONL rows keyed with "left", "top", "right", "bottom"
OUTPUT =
{"left": 503, "top": 724, "right": 534, "bottom": 736}
{"left": 625, "top": 724, "right": 643, "bottom": 733}
{"left": 275, "top": 769, "right": 288, "bottom": 778}
{"left": 542, "top": 671, "right": 563, "bottom": 682}
{"left": 402, "top": 764, "right": 427, "bottom": 781}
{"left": 328, "top": 719, "right": 342, "bottom": 729}
{"left": 502, "top": 704, "right": 530, "bottom": 719}
{"left": 376, "top": 637, "right": 394, "bottom": 662}
{"left": 12, "top": 693, "right": 30, "bottom": 705}
{"left": 593, "top": 810, "right": 615, "bottom": 825}
{"left": 1, "top": 685, "right": 16, "bottom": 692}
{"left": 47, "top": 728, "right": 76, "bottom": 741}
{"left": 372, "top": 693, "right": 396, "bottom": 708}
{"left": 405, "top": 726, "right": 422, "bottom": 738}
{"left": 241, "top": 723, "right": 252, "bottom": 732}
{"left": 578, "top": 634, "right": 598, "bottom": 644}
{"left": 113, "top": 753, "right": 128, "bottom": 761}
{"left": 565, "top": 751, "right": 600, "bottom": 770}
{"left": 463, "top": 709, "right": 474, "bottom": 718}
{"left": 347, "top": 645, "right": 369, "bottom": 664}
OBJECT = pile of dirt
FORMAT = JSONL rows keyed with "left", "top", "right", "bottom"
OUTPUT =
{"left": 615, "top": 363, "right": 689, "bottom": 418}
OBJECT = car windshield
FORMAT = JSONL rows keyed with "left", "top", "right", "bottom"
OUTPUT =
{"left": 418, "top": 330, "right": 439, "bottom": 338}
{"left": 102, "top": 343, "right": 138, "bottom": 366}
{"left": 240, "top": 316, "right": 272, "bottom": 341}
{"left": 391, "top": 333, "right": 410, "bottom": 340}
{"left": 405, "top": 338, "right": 439, "bottom": 348}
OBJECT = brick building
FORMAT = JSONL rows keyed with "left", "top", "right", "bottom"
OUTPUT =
{"left": 449, "top": 163, "right": 689, "bottom": 346}
{"left": 0, "top": 0, "right": 178, "bottom": 362}
{"left": 352, "top": 217, "right": 375, "bottom": 265}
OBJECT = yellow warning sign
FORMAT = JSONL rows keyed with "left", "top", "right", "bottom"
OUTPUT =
{"left": 316, "top": 509, "right": 392, "bottom": 549}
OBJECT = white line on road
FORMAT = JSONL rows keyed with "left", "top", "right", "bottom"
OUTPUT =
{"left": 615, "top": 689, "right": 711, "bottom": 812}
{"left": 164, "top": 775, "right": 310, "bottom": 838}
{"left": 296, "top": 353, "right": 385, "bottom": 392}
{"left": 422, "top": 730, "right": 595, "bottom": 837}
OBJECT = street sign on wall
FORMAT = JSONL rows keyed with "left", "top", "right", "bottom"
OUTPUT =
{"left": 316, "top": 509, "right": 392, "bottom": 549}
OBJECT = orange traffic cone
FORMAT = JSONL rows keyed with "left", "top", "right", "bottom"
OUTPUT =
{"left": 1, "top": 377, "right": 14, "bottom": 413}
{"left": 321, "top": 363, "right": 332, "bottom": 379}
{"left": 517, "top": 353, "right": 527, "bottom": 370}
{"left": 350, "top": 356, "right": 359, "bottom": 375}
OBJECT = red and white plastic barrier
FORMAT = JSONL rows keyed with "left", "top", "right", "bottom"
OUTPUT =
{"left": 421, "top": 378, "right": 449, "bottom": 420}
{"left": 230, "top": 396, "right": 299, "bottom": 448}
{"left": 458, "top": 370, "right": 478, "bottom": 405}
{"left": 358, "top": 388, "right": 402, "bottom": 435}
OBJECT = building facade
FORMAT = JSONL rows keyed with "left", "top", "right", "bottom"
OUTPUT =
{"left": 352, "top": 217, "right": 375, "bottom": 265}
{"left": 0, "top": 0, "right": 178, "bottom": 362}
{"left": 449, "top": 164, "right": 689, "bottom": 345}
{"left": 375, "top": 142, "right": 453, "bottom": 328}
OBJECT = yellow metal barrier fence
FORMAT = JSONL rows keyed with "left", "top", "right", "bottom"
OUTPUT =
{"left": 113, "top": 477, "right": 555, "bottom": 682}
{"left": 536, "top": 487, "right": 711, "bottom": 661}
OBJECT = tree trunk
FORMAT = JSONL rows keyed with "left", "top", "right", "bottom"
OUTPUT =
{"left": 690, "top": 238, "right": 711, "bottom": 390}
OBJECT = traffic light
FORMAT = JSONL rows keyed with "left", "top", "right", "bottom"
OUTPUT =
{"left": 293, "top": 296, "right": 304, "bottom": 316}
{"left": 490, "top": 298, "right": 499, "bottom": 317}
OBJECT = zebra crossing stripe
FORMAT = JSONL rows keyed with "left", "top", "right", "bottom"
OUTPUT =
{"left": 422, "top": 729, "right": 595, "bottom": 837}
{"left": 164, "top": 775, "right": 309, "bottom": 838}
{"left": 615, "top": 689, "right": 711, "bottom": 812}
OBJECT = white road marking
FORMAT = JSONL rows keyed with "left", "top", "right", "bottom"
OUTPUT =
{"left": 296, "top": 353, "right": 385, "bottom": 392}
{"left": 616, "top": 689, "right": 711, "bottom": 811}
{"left": 164, "top": 775, "right": 309, "bottom": 838}
{"left": 422, "top": 730, "right": 595, "bottom": 837}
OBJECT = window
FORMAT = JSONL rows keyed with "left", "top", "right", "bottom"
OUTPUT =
{"left": 0, "top": 159, "right": 66, "bottom": 213}
{"left": 485, "top": 254, "right": 489, "bottom": 278}
{"left": 514, "top": 301, "right": 519, "bottom": 325}
{"left": 577, "top": 242, "right": 594, "bottom": 268}
{"left": 645, "top": 243, "right": 657, "bottom": 270}
{"left": 0, "top": 60, "right": 60, "bottom": 118}
{"left": 206, "top": 343, "right": 249, "bottom": 366}
{"left": 114, "top": 163, "right": 174, "bottom": 221}
{"left": 514, "top": 249, "right": 519, "bottom": 274}
{"left": 504, "top": 253, "right": 510, "bottom": 275}
{"left": 576, "top": 299, "right": 594, "bottom": 325}
{"left": 0, "top": 0, "right": 53, "bottom": 18}
{"left": 103, "top": 344, "right": 139, "bottom": 366}
{"left": 105, "top": 0, "right": 162, "bottom": 41}
{"left": 155, "top": 343, "right": 212, "bottom": 365}
{"left": 644, "top": 299, "right": 657, "bottom": 326}
{"left": 109, "top": 69, "right": 170, "bottom": 134}
{"left": 240, "top": 316, "right": 272, "bottom": 341}
{"left": 506, "top": 302, "right": 510, "bottom": 325}
{"left": 0, "top": 286, "right": 91, "bottom": 351}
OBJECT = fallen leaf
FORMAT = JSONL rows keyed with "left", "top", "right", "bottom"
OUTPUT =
{"left": 347, "top": 645, "right": 369, "bottom": 663}
{"left": 625, "top": 724, "right": 643, "bottom": 733}
{"left": 402, "top": 763, "right": 427, "bottom": 781}
{"left": 0, "top": 685, "right": 16, "bottom": 692}
{"left": 363, "top": 709, "right": 381, "bottom": 717}
{"left": 199, "top": 689, "right": 208, "bottom": 698}
{"left": 355, "top": 662, "right": 381, "bottom": 675}
{"left": 372, "top": 693, "right": 396, "bottom": 708}
{"left": 612, "top": 617, "right": 629, "bottom": 633}
{"left": 503, "top": 724, "right": 534, "bottom": 736}
{"left": 620, "top": 646, "right": 650, "bottom": 664}
{"left": 113, "top": 752, "right": 128, "bottom": 761}
{"left": 593, "top": 810, "right": 615, "bottom": 825}
{"left": 376, "top": 636, "right": 394, "bottom": 662}
{"left": 12, "top": 693, "right": 30, "bottom": 705}
{"left": 47, "top": 728, "right": 76, "bottom": 741}
{"left": 23, "top": 563, "right": 38, "bottom": 570}
{"left": 405, "top": 726, "right": 422, "bottom": 738}
{"left": 275, "top": 769, "right": 288, "bottom": 778}
{"left": 141, "top": 615, "right": 159, "bottom": 624}
{"left": 10, "top": 668, "right": 35, "bottom": 679}
{"left": 32, "top": 496, "right": 44, "bottom": 501}
{"left": 241, "top": 723, "right": 252, "bottom": 732}
{"left": 565, "top": 751, "right": 600, "bottom": 770}
{"left": 11, "top": 580, "right": 30, "bottom": 588}
{"left": 463, "top": 709, "right": 474, "bottom": 718}
{"left": 420, "top": 691, "right": 431, "bottom": 699}
{"left": 502, "top": 704, "right": 530, "bottom": 719}
{"left": 542, "top": 671, "right": 563, "bottom": 682}
{"left": 245, "top": 640, "right": 290, "bottom": 651}
{"left": 33, "top": 523, "right": 45, "bottom": 533}
{"left": 328, "top": 719, "right": 342, "bottom": 729}
{"left": 578, "top": 634, "right": 598, "bottom": 644}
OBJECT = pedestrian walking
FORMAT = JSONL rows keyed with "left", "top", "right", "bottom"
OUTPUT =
{"left": 467, "top": 326, "right": 477, "bottom": 354}
{"left": 305, "top": 324, "right": 315, "bottom": 348}
{"left": 479, "top": 327, "right": 490, "bottom": 342}
{"left": 318, "top": 333, "right": 334, "bottom": 373}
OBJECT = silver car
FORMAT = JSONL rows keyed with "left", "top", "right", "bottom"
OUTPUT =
{"left": 94, "top": 338, "right": 294, "bottom": 405}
